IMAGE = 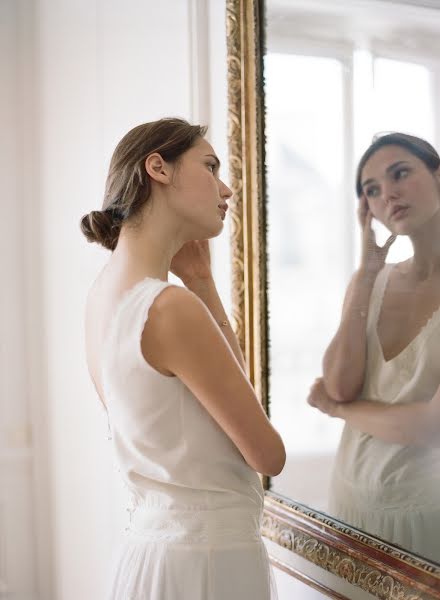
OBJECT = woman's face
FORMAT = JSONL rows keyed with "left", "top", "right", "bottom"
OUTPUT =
{"left": 170, "top": 138, "right": 232, "bottom": 239}
{"left": 360, "top": 145, "right": 440, "bottom": 235}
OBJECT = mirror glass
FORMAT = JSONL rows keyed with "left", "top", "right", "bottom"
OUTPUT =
{"left": 265, "top": 0, "right": 440, "bottom": 563}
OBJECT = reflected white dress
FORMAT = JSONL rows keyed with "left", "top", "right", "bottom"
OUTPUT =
{"left": 101, "top": 277, "right": 277, "bottom": 599}
{"left": 329, "top": 264, "right": 440, "bottom": 562}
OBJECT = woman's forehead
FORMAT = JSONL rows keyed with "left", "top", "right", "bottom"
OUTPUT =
{"left": 362, "top": 145, "right": 417, "bottom": 178}
{"left": 191, "top": 137, "right": 215, "bottom": 155}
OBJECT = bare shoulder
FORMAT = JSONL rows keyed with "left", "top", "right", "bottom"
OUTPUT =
{"left": 148, "top": 284, "right": 212, "bottom": 330}
{"left": 141, "top": 284, "right": 216, "bottom": 375}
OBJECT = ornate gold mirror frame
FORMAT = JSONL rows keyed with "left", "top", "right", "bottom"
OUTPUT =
{"left": 226, "top": 1, "right": 440, "bottom": 598}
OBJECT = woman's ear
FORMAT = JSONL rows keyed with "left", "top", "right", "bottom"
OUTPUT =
{"left": 145, "top": 153, "right": 172, "bottom": 183}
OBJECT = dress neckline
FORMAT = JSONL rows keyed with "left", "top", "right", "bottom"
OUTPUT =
{"left": 374, "top": 264, "right": 440, "bottom": 364}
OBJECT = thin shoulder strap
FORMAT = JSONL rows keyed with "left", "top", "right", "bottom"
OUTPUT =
{"left": 115, "top": 277, "right": 173, "bottom": 343}
{"left": 366, "top": 263, "right": 393, "bottom": 331}
{"left": 102, "top": 277, "right": 173, "bottom": 376}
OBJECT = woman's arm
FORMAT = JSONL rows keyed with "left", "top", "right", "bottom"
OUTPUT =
{"left": 322, "top": 199, "right": 395, "bottom": 402}
{"left": 170, "top": 240, "right": 245, "bottom": 371}
{"left": 142, "top": 287, "right": 286, "bottom": 476}
{"left": 308, "top": 378, "right": 440, "bottom": 447}
{"left": 322, "top": 269, "right": 377, "bottom": 402}
{"left": 183, "top": 276, "right": 245, "bottom": 371}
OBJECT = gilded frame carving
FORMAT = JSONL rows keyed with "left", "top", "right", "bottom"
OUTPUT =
{"left": 225, "top": 0, "right": 440, "bottom": 598}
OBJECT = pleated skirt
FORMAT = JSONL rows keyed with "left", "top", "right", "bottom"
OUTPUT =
{"left": 106, "top": 506, "right": 278, "bottom": 599}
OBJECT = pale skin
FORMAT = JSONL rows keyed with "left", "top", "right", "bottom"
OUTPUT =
{"left": 309, "top": 145, "right": 440, "bottom": 447}
{"left": 85, "top": 137, "right": 286, "bottom": 477}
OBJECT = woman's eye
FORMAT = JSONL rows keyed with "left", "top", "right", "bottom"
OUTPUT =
{"left": 207, "top": 163, "right": 217, "bottom": 173}
{"left": 395, "top": 167, "right": 409, "bottom": 180}
{"left": 365, "top": 186, "right": 379, "bottom": 198}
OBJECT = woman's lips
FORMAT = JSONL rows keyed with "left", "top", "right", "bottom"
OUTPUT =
{"left": 218, "top": 204, "right": 228, "bottom": 220}
{"left": 390, "top": 205, "right": 409, "bottom": 221}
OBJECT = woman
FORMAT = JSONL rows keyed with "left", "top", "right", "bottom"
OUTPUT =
{"left": 308, "top": 132, "right": 440, "bottom": 562}
{"left": 80, "top": 118, "right": 284, "bottom": 599}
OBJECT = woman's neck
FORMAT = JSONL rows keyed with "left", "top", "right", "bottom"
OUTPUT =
{"left": 111, "top": 213, "right": 185, "bottom": 282}
{"left": 408, "top": 212, "right": 440, "bottom": 279}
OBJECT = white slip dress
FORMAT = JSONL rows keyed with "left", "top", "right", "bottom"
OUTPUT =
{"left": 329, "top": 264, "right": 440, "bottom": 562}
{"left": 101, "top": 277, "right": 278, "bottom": 599}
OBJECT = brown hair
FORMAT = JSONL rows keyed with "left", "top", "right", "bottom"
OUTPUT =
{"left": 356, "top": 132, "right": 440, "bottom": 198}
{"left": 80, "top": 117, "right": 208, "bottom": 250}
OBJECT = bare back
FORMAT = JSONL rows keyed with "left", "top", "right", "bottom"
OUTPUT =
{"left": 85, "top": 269, "right": 174, "bottom": 409}
{"left": 85, "top": 272, "right": 124, "bottom": 408}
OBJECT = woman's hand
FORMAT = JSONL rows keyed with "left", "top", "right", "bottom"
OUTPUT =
{"left": 359, "top": 195, "right": 396, "bottom": 275}
{"left": 307, "top": 378, "right": 342, "bottom": 418}
{"left": 170, "top": 240, "right": 212, "bottom": 285}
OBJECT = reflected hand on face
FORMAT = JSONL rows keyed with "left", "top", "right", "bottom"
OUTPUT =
{"left": 359, "top": 195, "right": 396, "bottom": 274}
{"left": 170, "top": 240, "right": 212, "bottom": 284}
{"left": 307, "top": 378, "right": 342, "bottom": 418}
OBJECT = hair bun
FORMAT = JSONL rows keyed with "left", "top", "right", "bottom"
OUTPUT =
{"left": 80, "top": 210, "right": 121, "bottom": 251}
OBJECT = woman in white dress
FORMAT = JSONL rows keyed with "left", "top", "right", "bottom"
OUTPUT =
{"left": 80, "top": 118, "right": 285, "bottom": 599}
{"left": 308, "top": 132, "right": 440, "bottom": 562}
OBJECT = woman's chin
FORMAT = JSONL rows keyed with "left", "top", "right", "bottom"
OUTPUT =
{"left": 206, "top": 220, "right": 225, "bottom": 238}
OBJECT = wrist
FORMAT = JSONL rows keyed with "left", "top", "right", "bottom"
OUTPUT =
{"left": 182, "top": 274, "right": 215, "bottom": 292}
{"left": 334, "top": 401, "right": 347, "bottom": 419}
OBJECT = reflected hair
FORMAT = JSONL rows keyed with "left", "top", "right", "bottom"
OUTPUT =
{"left": 80, "top": 117, "right": 208, "bottom": 250}
{"left": 355, "top": 132, "right": 440, "bottom": 198}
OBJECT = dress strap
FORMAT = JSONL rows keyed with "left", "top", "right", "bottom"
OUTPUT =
{"left": 102, "top": 277, "right": 175, "bottom": 386}
{"left": 128, "top": 277, "right": 174, "bottom": 341}
{"left": 366, "top": 263, "right": 394, "bottom": 332}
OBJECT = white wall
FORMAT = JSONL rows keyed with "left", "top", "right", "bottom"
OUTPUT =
{"left": 31, "top": 1, "right": 230, "bottom": 599}
{"left": 35, "top": 1, "right": 199, "bottom": 598}
{"left": 0, "top": 2, "right": 47, "bottom": 599}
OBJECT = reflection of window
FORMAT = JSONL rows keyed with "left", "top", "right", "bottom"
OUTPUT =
{"left": 266, "top": 53, "right": 347, "bottom": 473}
{"left": 266, "top": 3, "right": 440, "bottom": 505}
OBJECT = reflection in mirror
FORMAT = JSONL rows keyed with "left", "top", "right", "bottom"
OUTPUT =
{"left": 265, "top": 0, "right": 440, "bottom": 563}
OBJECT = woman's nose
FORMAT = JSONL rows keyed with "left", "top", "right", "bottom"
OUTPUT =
{"left": 220, "top": 180, "right": 233, "bottom": 199}
{"left": 383, "top": 180, "right": 400, "bottom": 203}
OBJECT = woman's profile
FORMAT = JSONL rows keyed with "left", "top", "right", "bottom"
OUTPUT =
{"left": 308, "top": 132, "right": 440, "bottom": 561}
{"left": 80, "top": 117, "right": 284, "bottom": 599}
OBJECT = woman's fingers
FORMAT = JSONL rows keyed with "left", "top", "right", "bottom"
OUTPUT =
{"left": 358, "top": 196, "right": 368, "bottom": 226}
{"left": 363, "top": 210, "right": 377, "bottom": 247}
{"left": 307, "top": 378, "right": 326, "bottom": 408}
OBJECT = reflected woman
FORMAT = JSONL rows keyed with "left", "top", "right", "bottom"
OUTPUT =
{"left": 308, "top": 133, "right": 440, "bottom": 562}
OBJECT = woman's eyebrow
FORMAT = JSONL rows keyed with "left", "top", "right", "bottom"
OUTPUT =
{"left": 361, "top": 160, "right": 410, "bottom": 189}
{"left": 386, "top": 160, "right": 410, "bottom": 174}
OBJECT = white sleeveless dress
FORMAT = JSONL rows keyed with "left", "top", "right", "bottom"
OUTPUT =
{"left": 329, "top": 264, "right": 440, "bottom": 562}
{"left": 101, "top": 277, "right": 277, "bottom": 599}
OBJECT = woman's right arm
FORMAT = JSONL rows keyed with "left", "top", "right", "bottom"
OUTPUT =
{"left": 322, "top": 269, "right": 379, "bottom": 402}
{"left": 142, "top": 287, "right": 286, "bottom": 477}
{"left": 322, "top": 198, "right": 395, "bottom": 403}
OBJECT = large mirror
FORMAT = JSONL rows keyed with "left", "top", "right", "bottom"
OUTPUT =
{"left": 227, "top": 0, "right": 440, "bottom": 597}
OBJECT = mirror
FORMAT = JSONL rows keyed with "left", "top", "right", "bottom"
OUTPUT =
{"left": 226, "top": 0, "right": 440, "bottom": 593}
{"left": 264, "top": 0, "right": 440, "bottom": 562}
{"left": 265, "top": 0, "right": 440, "bottom": 565}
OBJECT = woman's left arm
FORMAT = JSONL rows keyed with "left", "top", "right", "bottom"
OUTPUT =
{"left": 183, "top": 276, "right": 246, "bottom": 372}
{"left": 308, "top": 378, "right": 440, "bottom": 447}
{"left": 170, "top": 240, "right": 246, "bottom": 372}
